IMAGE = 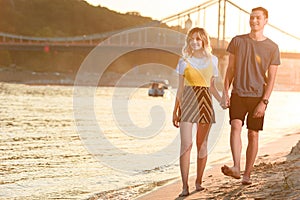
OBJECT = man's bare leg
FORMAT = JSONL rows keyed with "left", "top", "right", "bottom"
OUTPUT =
{"left": 221, "top": 119, "right": 242, "bottom": 179}
{"left": 242, "top": 129, "right": 259, "bottom": 185}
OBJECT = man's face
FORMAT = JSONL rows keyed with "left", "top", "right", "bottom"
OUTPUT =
{"left": 249, "top": 10, "right": 268, "bottom": 32}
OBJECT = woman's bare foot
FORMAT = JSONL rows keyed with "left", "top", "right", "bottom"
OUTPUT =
{"left": 221, "top": 165, "right": 241, "bottom": 179}
{"left": 178, "top": 187, "right": 189, "bottom": 197}
{"left": 195, "top": 183, "right": 204, "bottom": 191}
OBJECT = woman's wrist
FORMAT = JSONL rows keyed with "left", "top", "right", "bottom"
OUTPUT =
{"left": 222, "top": 90, "right": 229, "bottom": 96}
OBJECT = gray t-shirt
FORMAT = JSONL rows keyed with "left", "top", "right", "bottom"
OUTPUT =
{"left": 227, "top": 34, "right": 281, "bottom": 97}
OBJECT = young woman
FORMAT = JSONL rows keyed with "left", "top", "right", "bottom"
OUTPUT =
{"left": 172, "top": 27, "right": 221, "bottom": 197}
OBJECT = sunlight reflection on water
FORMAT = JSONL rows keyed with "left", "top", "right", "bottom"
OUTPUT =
{"left": 0, "top": 83, "right": 299, "bottom": 199}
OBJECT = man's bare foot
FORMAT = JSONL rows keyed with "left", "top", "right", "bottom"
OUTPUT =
{"left": 221, "top": 165, "right": 241, "bottom": 179}
{"left": 242, "top": 175, "right": 252, "bottom": 185}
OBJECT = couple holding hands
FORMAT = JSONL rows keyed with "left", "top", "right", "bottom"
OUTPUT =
{"left": 172, "top": 7, "right": 280, "bottom": 197}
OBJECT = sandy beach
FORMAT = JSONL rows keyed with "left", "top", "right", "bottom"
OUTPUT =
{"left": 89, "top": 132, "right": 300, "bottom": 200}
{"left": 135, "top": 132, "right": 300, "bottom": 200}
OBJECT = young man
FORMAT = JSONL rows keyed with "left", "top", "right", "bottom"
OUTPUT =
{"left": 220, "top": 7, "right": 281, "bottom": 185}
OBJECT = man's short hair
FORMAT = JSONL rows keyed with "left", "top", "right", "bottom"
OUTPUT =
{"left": 252, "top": 7, "right": 268, "bottom": 18}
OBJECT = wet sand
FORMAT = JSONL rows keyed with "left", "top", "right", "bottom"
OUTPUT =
{"left": 135, "top": 132, "right": 300, "bottom": 200}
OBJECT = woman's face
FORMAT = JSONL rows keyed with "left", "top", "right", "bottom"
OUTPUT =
{"left": 189, "top": 32, "right": 202, "bottom": 51}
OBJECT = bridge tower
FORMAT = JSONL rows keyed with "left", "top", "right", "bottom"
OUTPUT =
{"left": 217, "top": 0, "right": 226, "bottom": 49}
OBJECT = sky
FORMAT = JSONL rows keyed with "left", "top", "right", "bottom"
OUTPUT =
{"left": 84, "top": 0, "right": 300, "bottom": 52}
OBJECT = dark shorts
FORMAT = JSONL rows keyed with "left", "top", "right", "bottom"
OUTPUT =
{"left": 229, "top": 93, "right": 264, "bottom": 131}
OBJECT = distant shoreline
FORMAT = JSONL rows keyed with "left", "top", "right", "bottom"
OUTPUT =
{"left": 0, "top": 68, "right": 300, "bottom": 91}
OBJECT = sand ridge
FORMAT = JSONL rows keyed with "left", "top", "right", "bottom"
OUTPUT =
{"left": 136, "top": 133, "right": 300, "bottom": 200}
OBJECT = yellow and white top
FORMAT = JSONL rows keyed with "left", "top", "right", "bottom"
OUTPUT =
{"left": 176, "top": 56, "right": 219, "bottom": 87}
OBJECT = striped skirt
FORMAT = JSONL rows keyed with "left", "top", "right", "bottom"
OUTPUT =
{"left": 180, "top": 86, "right": 215, "bottom": 123}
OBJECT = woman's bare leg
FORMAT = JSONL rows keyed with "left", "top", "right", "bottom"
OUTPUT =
{"left": 179, "top": 122, "right": 193, "bottom": 195}
{"left": 195, "top": 123, "right": 211, "bottom": 190}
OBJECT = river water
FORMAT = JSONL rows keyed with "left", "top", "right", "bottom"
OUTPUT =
{"left": 0, "top": 82, "right": 299, "bottom": 199}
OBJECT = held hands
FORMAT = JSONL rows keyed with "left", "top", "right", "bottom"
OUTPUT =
{"left": 220, "top": 92, "right": 230, "bottom": 109}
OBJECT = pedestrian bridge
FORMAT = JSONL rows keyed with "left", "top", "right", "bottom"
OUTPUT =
{"left": 0, "top": 0, "right": 299, "bottom": 59}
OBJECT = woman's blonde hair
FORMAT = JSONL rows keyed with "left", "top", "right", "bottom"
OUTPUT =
{"left": 182, "top": 27, "right": 212, "bottom": 58}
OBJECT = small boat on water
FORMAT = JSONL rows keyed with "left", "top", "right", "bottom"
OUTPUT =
{"left": 148, "top": 79, "right": 169, "bottom": 97}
